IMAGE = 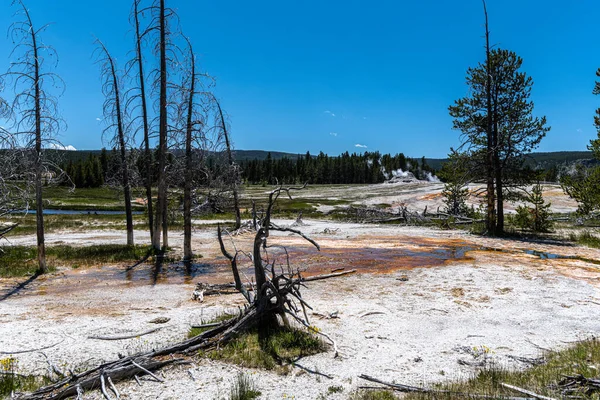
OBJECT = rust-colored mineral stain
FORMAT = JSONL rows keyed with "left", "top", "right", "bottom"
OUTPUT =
{"left": 6, "top": 234, "right": 598, "bottom": 299}
{"left": 280, "top": 241, "right": 477, "bottom": 276}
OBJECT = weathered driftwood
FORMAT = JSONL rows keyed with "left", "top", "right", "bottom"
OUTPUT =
{"left": 303, "top": 269, "right": 356, "bottom": 282}
{"left": 556, "top": 374, "right": 600, "bottom": 397}
{"left": 350, "top": 205, "right": 481, "bottom": 225}
{"left": 88, "top": 328, "right": 162, "bottom": 341}
{"left": 0, "top": 340, "right": 64, "bottom": 355}
{"left": 193, "top": 269, "right": 357, "bottom": 299}
{"left": 189, "top": 321, "right": 223, "bottom": 330}
{"left": 501, "top": 383, "right": 557, "bottom": 400}
{"left": 17, "top": 315, "right": 241, "bottom": 400}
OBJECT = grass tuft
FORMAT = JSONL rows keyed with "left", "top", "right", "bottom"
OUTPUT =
{"left": 229, "top": 373, "right": 261, "bottom": 400}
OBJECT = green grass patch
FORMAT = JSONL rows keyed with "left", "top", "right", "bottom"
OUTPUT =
{"left": 188, "top": 313, "right": 236, "bottom": 338}
{"left": 205, "top": 325, "right": 325, "bottom": 371}
{"left": 2, "top": 213, "right": 150, "bottom": 236}
{"left": 42, "top": 186, "right": 139, "bottom": 211}
{"left": 406, "top": 339, "right": 600, "bottom": 400}
{"left": 0, "top": 244, "right": 151, "bottom": 277}
{"left": 45, "top": 244, "right": 150, "bottom": 262}
{"left": 570, "top": 230, "right": 600, "bottom": 249}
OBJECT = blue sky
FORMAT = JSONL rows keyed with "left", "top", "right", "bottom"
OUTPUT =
{"left": 0, "top": 0, "right": 599, "bottom": 158}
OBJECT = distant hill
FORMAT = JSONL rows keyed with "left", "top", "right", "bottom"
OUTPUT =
{"left": 525, "top": 151, "right": 595, "bottom": 168}
{"left": 231, "top": 150, "right": 305, "bottom": 161}
{"left": 426, "top": 151, "right": 596, "bottom": 171}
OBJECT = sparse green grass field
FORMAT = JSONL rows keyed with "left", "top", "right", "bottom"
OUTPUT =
{"left": 348, "top": 339, "right": 600, "bottom": 400}
{"left": 0, "top": 244, "right": 150, "bottom": 277}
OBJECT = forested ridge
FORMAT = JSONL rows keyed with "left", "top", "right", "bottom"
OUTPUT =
{"left": 53, "top": 148, "right": 437, "bottom": 188}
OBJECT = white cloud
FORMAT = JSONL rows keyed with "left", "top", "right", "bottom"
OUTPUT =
{"left": 324, "top": 110, "right": 336, "bottom": 117}
{"left": 355, "top": 144, "right": 367, "bottom": 149}
{"left": 96, "top": 117, "right": 102, "bottom": 122}
{"left": 47, "top": 143, "right": 77, "bottom": 151}
{"left": 329, "top": 132, "right": 338, "bottom": 137}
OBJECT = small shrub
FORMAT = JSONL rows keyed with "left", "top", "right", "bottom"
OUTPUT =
{"left": 514, "top": 184, "right": 553, "bottom": 233}
{"left": 327, "top": 385, "right": 343, "bottom": 394}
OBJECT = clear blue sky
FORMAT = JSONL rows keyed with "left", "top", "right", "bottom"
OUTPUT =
{"left": 1, "top": 0, "right": 599, "bottom": 158}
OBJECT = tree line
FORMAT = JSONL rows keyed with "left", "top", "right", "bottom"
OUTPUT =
{"left": 56, "top": 149, "right": 438, "bottom": 188}
{"left": 221, "top": 151, "right": 435, "bottom": 185}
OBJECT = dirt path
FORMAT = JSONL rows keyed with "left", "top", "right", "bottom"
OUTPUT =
{"left": 1, "top": 220, "right": 600, "bottom": 399}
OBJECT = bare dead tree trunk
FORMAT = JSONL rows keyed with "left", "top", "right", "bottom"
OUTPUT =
{"left": 483, "top": 0, "right": 496, "bottom": 235}
{"left": 215, "top": 98, "right": 241, "bottom": 230}
{"left": 33, "top": 43, "right": 47, "bottom": 273}
{"left": 96, "top": 40, "right": 134, "bottom": 246}
{"left": 24, "top": 3, "right": 47, "bottom": 273}
{"left": 153, "top": 0, "right": 168, "bottom": 252}
{"left": 182, "top": 41, "right": 197, "bottom": 261}
{"left": 3, "top": 1, "right": 66, "bottom": 273}
{"left": 493, "top": 86, "right": 504, "bottom": 235}
{"left": 132, "top": 0, "right": 154, "bottom": 243}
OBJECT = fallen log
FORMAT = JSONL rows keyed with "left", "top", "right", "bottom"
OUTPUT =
{"left": 0, "top": 340, "right": 64, "bottom": 355}
{"left": 88, "top": 328, "right": 163, "bottom": 341}
{"left": 189, "top": 321, "right": 224, "bottom": 330}
{"left": 501, "top": 383, "right": 557, "bottom": 400}
{"left": 194, "top": 269, "right": 357, "bottom": 299}
{"left": 359, "top": 374, "right": 426, "bottom": 393}
{"left": 17, "top": 315, "right": 239, "bottom": 400}
{"left": 302, "top": 269, "right": 356, "bottom": 282}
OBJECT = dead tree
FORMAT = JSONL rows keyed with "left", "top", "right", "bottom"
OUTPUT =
{"left": 179, "top": 37, "right": 209, "bottom": 261}
{"left": 2, "top": 0, "right": 65, "bottom": 273}
{"left": 95, "top": 39, "right": 135, "bottom": 246}
{"left": 152, "top": 0, "right": 170, "bottom": 251}
{"left": 483, "top": 0, "right": 497, "bottom": 235}
{"left": 17, "top": 186, "right": 338, "bottom": 400}
{"left": 127, "top": 0, "right": 154, "bottom": 243}
{"left": 214, "top": 96, "right": 241, "bottom": 230}
{"left": 217, "top": 184, "right": 328, "bottom": 332}
{"left": 143, "top": 0, "right": 180, "bottom": 252}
